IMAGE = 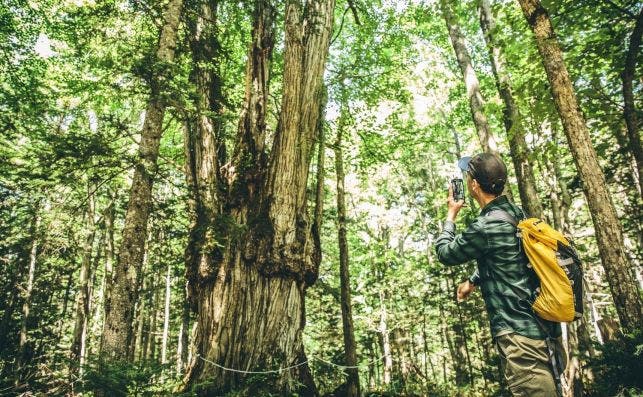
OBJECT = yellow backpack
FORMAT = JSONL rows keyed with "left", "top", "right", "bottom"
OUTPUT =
{"left": 487, "top": 211, "right": 583, "bottom": 322}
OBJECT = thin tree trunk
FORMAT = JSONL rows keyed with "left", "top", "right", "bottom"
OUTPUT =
{"left": 478, "top": 0, "right": 542, "bottom": 217}
{"left": 101, "top": 0, "right": 184, "bottom": 368}
{"left": 132, "top": 233, "right": 153, "bottom": 361}
{"left": 181, "top": 1, "right": 334, "bottom": 394}
{"left": 70, "top": 185, "right": 96, "bottom": 376}
{"left": 440, "top": 0, "right": 498, "bottom": 154}
{"left": 17, "top": 207, "right": 41, "bottom": 377}
{"left": 55, "top": 270, "right": 74, "bottom": 361}
{"left": 334, "top": 106, "right": 360, "bottom": 397}
{"left": 148, "top": 270, "right": 160, "bottom": 361}
{"left": 543, "top": 129, "right": 572, "bottom": 233}
{"left": 422, "top": 311, "right": 437, "bottom": 386}
{"left": 518, "top": 0, "right": 643, "bottom": 333}
{"left": 161, "top": 263, "right": 171, "bottom": 364}
{"left": 441, "top": 279, "right": 468, "bottom": 387}
{"left": 622, "top": 6, "right": 643, "bottom": 196}
{"left": 84, "top": 231, "right": 103, "bottom": 364}
{"left": 176, "top": 282, "right": 190, "bottom": 375}
{"left": 378, "top": 289, "right": 393, "bottom": 386}
{"left": 99, "top": 190, "right": 116, "bottom": 355}
{"left": 312, "top": 85, "right": 327, "bottom": 268}
{"left": 564, "top": 321, "right": 583, "bottom": 397}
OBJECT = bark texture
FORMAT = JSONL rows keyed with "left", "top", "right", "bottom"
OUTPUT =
{"left": 184, "top": 0, "right": 226, "bottom": 313}
{"left": 478, "top": 0, "right": 543, "bottom": 217}
{"left": 622, "top": 6, "right": 643, "bottom": 196}
{"left": 181, "top": 0, "right": 335, "bottom": 395}
{"left": 101, "top": 0, "right": 184, "bottom": 364}
{"left": 518, "top": 0, "right": 643, "bottom": 333}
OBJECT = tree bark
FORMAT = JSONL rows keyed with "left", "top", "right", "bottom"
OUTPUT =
{"left": 518, "top": 0, "right": 643, "bottom": 333}
{"left": 70, "top": 186, "right": 96, "bottom": 376}
{"left": 101, "top": 0, "right": 184, "bottom": 365}
{"left": 183, "top": 0, "right": 226, "bottom": 314}
{"left": 622, "top": 6, "right": 643, "bottom": 196}
{"left": 313, "top": 86, "right": 327, "bottom": 267}
{"left": 181, "top": 0, "right": 334, "bottom": 395}
{"left": 334, "top": 108, "right": 360, "bottom": 397}
{"left": 478, "top": 0, "right": 543, "bottom": 217}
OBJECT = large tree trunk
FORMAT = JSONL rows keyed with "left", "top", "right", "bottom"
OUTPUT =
{"left": 183, "top": 0, "right": 226, "bottom": 314}
{"left": 181, "top": 1, "right": 334, "bottom": 395}
{"left": 101, "top": 0, "right": 184, "bottom": 365}
{"left": 70, "top": 186, "right": 96, "bottom": 376}
{"left": 478, "top": 0, "right": 542, "bottom": 217}
{"left": 518, "top": 0, "right": 643, "bottom": 333}
{"left": 334, "top": 108, "right": 361, "bottom": 397}
{"left": 622, "top": 6, "right": 643, "bottom": 196}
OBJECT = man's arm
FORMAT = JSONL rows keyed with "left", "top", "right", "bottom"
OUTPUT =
{"left": 435, "top": 218, "right": 488, "bottom": 265}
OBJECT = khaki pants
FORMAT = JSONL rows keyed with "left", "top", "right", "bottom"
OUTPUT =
{"left": 495, "top": 333, "right": 567, "bottom": 397}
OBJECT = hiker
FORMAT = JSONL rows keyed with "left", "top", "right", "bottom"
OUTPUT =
{"left": 434, "top": 153, "right": 567, "bottom": 397}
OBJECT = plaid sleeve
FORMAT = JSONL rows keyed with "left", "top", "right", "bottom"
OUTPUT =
{"left": 468, "top": 269, "right": 481, "bottom": 286}
{"left": 435, "top": 218, "right": 488, "bottom": 265}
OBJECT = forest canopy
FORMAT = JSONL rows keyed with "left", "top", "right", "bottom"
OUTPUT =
{"left": 0, "top": 0, "right": 641, "bottom": 396}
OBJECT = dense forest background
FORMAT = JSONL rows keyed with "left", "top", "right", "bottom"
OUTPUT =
{"left": 1, "top": 0, "right": 641, "bottom": 396}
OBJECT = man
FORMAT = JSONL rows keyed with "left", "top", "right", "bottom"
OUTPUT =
{"left": 435, "top": 153, "right": 566, "bottom": 397}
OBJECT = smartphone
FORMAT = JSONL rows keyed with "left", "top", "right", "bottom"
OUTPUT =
{"left": 451, "top": 178, "right": 464, "bottom": 201}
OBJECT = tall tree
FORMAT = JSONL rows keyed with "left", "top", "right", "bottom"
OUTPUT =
{"left": 334, "top": 104, "right": 360, "bottom": 397}
{"left": 101, "top": 0, "right": 184, "bottom": 364}
{"left": 621, "top": 6, "right": 643, "bottom": 196}
{"left": 181, "top": 0, "right": 335, "bottom": 394}
{"left": 478, "top": 0, "right": 543, "bottom": 217}
{"left": 439, "top": 0, "right": 498, "bottom": 154}
{"left": 17, "top": 204, "right": 42, "bottom": 378}
{"left": 517, "top": 0, "right": 643, "bottom": 333}
{"left": 70, "top": 185, "right": 96, "bottom": 375}
{"left": 183, "top": 0, "right": 225, "bottom": 315}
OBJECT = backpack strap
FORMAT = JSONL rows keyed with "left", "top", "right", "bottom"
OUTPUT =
{"left": 485, "top": 209, "right": 518, "bottom": 227}
{"left": 485, "top": 209, "right": 522, "bottom": 240}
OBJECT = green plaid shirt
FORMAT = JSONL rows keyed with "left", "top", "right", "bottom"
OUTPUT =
{"left": 435, "top": 195, "right": 560, "bottom": 340}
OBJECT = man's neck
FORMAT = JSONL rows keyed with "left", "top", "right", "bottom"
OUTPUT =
{"left": 476, "top": 194, "right": 499, "bottom": 209}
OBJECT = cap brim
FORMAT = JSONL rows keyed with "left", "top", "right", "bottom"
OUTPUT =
{"left": 457, "top": 156, "right": 472, "bottom": 172}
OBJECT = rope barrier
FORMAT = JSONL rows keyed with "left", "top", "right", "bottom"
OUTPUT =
{"left": 197, "top": 354, "right": 311, "bottom": 374}
{"left": 196, "top": 352, "right": 394, "bottom": 374}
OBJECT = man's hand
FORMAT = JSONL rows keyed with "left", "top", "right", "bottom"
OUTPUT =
{"left": 457, "top": 280, "right": 476, "bottom": 302}
{"left": 447, "top": 184, "right": 466, "bottom": 222}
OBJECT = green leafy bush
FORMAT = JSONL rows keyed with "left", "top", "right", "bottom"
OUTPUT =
{"left": 585, "top": 330, "right": 643, "bottom": 397}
